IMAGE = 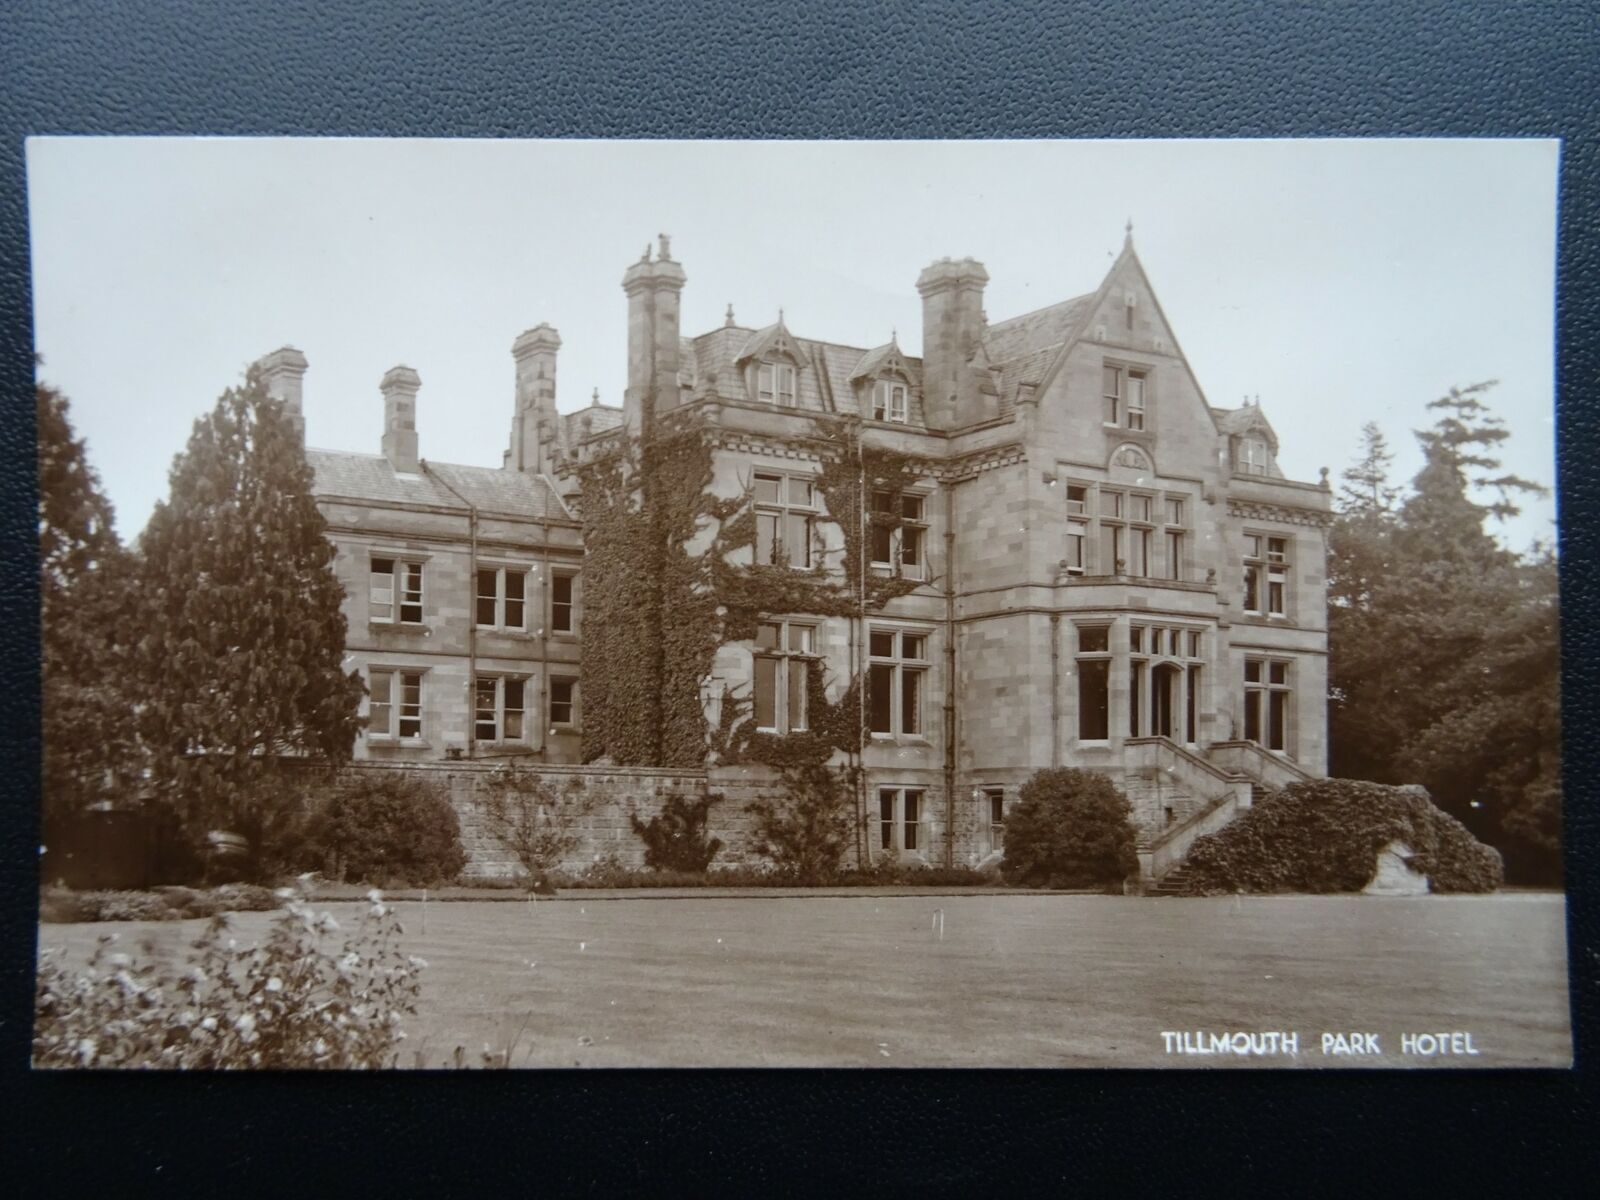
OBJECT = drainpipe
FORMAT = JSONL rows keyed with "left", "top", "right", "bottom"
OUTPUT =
{"left": 943, "top": 477, "right": 957, "bottom": 868}
{"left": 1050, "top": 612, "right": 1061, "bottom": 768}
{"left": 855, "top": 424, "right": 868, "bottom": 869}
{"left": 425, "top": 462, "right": 478, "bottom": 760}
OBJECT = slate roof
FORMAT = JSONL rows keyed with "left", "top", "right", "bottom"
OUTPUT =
{"left": 681, "top": 325, "right": 931, "bottom": 425}
{"left": 1209, "top": 404, "right": 1278, "bottom": 448}
{"left": 307, "top": 449, "right": 568, "bottom": 520}
{"left": 562, "top": 402, "right": 625, "bottom": 445}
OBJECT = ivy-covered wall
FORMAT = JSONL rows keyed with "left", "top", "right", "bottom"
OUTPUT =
{"left": 575, "top": 415, "right": 933, "bottom": 771}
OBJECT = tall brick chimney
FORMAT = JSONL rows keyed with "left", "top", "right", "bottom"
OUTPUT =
{"left": 379, "top": 365, "right": 421, "bottom": 474}
{"left": 258, "top": 346, "right": 308, "bottom": 439}
{"left": 916, "top": 256, "right": 989, "bottom": 430}
{"left": 621, "top": 233, "right": 687, "bottom": 436}
{"left": 510, "top": 323, "right": 562, "bottom": 474}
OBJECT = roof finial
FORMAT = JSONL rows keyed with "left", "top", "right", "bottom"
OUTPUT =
{"left": 778, "top": 306, "right": 784, "bottom": 325}
{"left": 890, "top": 325, "right": 897, "bottom": 344}
{"left": 1124, "top": 217, "right": 1134, "bottom": 247}
{"left": 658, "top": 232, "right": 672, "bottom": 261}
{"left": 725, "top": 303, "right": 736, "bottom": 328}
{"left": 591, "top": 387, "right": 600, "bottom": 406}
{"left": 641, "top": 243, "right": 651, "bottom": 263}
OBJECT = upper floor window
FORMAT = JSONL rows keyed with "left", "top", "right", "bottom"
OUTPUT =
{"left": 1238, "top": 437, "right": 1268, "bottom": 475}
{"left": 754, "top": 472, "right": 816, "bottom": 569}
{"left": 474, "top": 675, "right": 526, "bottom": 743}
{"left": 758, "top": 362, "right": 798, "bottom": 407}
{"left": 1243, "top": 534, "right": 1289, "bottom": 617}
{"left": 370, "top": 558, "right": 423, "bottom": 624}
{"left": 550, "top": 571, "right": 577, "bottom": 634}
{"left": 869, "top": 491, "right": 927, "bottom": 580}
{"left": 476, "top": 566, "right": 527, "bottom": 630}
{"left": 1103, "top": 364, "right": 1148, "bottom": 430}
{"left": 368, "top": 668, "right": 423, "bottom": 740}
{"left": 872, "top": 379, "right": 909, "bottom": 423}
{"left": 753, "top": 619, "right": 815, "bottom": 734}
{"left": 868, "top": 627, "right": 929, "bottom": 737}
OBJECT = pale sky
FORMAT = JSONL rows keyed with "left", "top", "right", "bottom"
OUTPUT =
{"left": 27, "top": 138, "right": 1559, "bottom": 551}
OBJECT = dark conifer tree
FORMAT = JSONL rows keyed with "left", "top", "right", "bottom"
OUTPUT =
{"left": 135, "top": 368, "right": 364, "bottom": 854}
{"left": 38, "top": 383, "right": 140, "bottom": 831}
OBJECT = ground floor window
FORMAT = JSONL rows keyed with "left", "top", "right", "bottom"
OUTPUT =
{"left": 1076, "top": 623, "right": 1111, "bottom": 740}
{"left": 878, "top": 787, "right": 924, "bottom": 854}
{"left": 473, "top": 675, "right": 526, "bottom": 743}
{"left": 1244, "top": 658, "right": 1290, "bottom": 752}
{"left": 369, "top": 668, "right": 423, "bottom": 740}
{"left": 984, "top": 787, "right": 1005, "bottom": 853}
{"left": 549, "top": 677, "right": 577, "bottom": 728}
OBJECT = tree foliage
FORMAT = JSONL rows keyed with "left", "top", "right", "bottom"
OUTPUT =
{"left": 133, "top": 370, "right": 365, "bottom": 849}
{"left": 1000, "top": 768, "right": 1138, "bottom": 889}
{"left": 38, "top": 384, "right": 141, "bottom": 830}
{"left": 1327, "top": 383, "right": 1558, "bottom": 881}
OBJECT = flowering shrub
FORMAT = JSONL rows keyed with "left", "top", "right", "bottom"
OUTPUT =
{"left": 39, "top": 883, "right": 286, "bottom": 924}
{"left": 34, "top": 887, "right": 425, "bottom": 1068}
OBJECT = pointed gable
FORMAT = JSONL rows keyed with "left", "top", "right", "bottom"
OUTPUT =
{"left": 849, "top": 338, "right": 920, "bottom": 386}
{"left": 735, "top": 317, "right": 805, "bottom": 366}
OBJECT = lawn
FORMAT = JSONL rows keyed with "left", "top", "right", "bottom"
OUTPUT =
{"left": 35, "top": 892, "right": 1572, "bottom": 1068}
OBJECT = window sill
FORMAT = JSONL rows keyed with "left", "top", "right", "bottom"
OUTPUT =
{"left": 369, "top": 622, "right": 430, "bottom": 635}
{"left": 869, "top": 734, "right": 934, "bottom": 747}
{"left": 367, "top": 738, "right": 430, "bottom": 749}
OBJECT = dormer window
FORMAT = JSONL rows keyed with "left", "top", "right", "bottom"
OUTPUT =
{"left": 758, "top": 362, "right": 798, "bottom": 407}
{"left": 872, "top": 380, "right": 909, "bottom": 423}
{"left": 1238, "top": 437, "right": 1268, "bottom": 475}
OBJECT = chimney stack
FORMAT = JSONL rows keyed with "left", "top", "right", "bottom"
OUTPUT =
{"left": 916, "top": 256, "right": 990, "bottom": 430}
{"left": 379, "top": 366, "right": 421, "bottom": 473}
{"left": 621, "top": 233, "right": 688, "bottom": 436}
{"left": 258, "top": 346, "right": 308, "bottom": 439}
{"left": 510, "top": 323, "right": 562, "bottom": 474}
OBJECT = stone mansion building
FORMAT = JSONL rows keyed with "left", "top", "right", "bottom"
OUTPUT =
{"left": 259, "top": 230, "right": 1330, "bottom": 878}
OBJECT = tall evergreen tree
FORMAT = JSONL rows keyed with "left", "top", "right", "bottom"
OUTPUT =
{"left": 1326, "top": 383, "right": 1559, "bottom": 881}
{"left": 135, "top": 369, "right": 364, "bottom": 853}
{"left": 38, "top": 383, "right": 141, "bottom": 831}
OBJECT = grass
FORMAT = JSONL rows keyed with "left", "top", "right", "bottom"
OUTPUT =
{"left": 35, "top": 892, "right": 1572, "bottom": 1068}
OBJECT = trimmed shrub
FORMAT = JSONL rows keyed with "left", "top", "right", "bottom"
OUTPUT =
{"left": 1000, "top": 768, "right": 1139, "bottom": 889}
{"left": 1183, "top": 778, "right": 1503, "bottom": 895}
{"left": 34, "top": 888, "right": 424, "bottom": 1069}
{"left": 630, "top": 792, "right": 724, "bottom": 873}
{"left": 301, "top": 773, "right": 467, "bottom": 888}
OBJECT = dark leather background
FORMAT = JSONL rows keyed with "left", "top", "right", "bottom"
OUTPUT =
{"left": 1, "top": 1, "right": 1596, "bottom": 1191}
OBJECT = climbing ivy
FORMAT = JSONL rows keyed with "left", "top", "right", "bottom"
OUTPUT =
{"left": 576, "top": 414, "right": 934, "bottom": 770}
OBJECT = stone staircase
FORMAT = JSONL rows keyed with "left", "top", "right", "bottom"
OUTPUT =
{"left": 1147, "top": 863, "right": 1195, "bottom": 897}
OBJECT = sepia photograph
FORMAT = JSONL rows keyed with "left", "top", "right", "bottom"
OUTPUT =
{"left": 27, "top": 136, "right": 1567, "bottom": 1068}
